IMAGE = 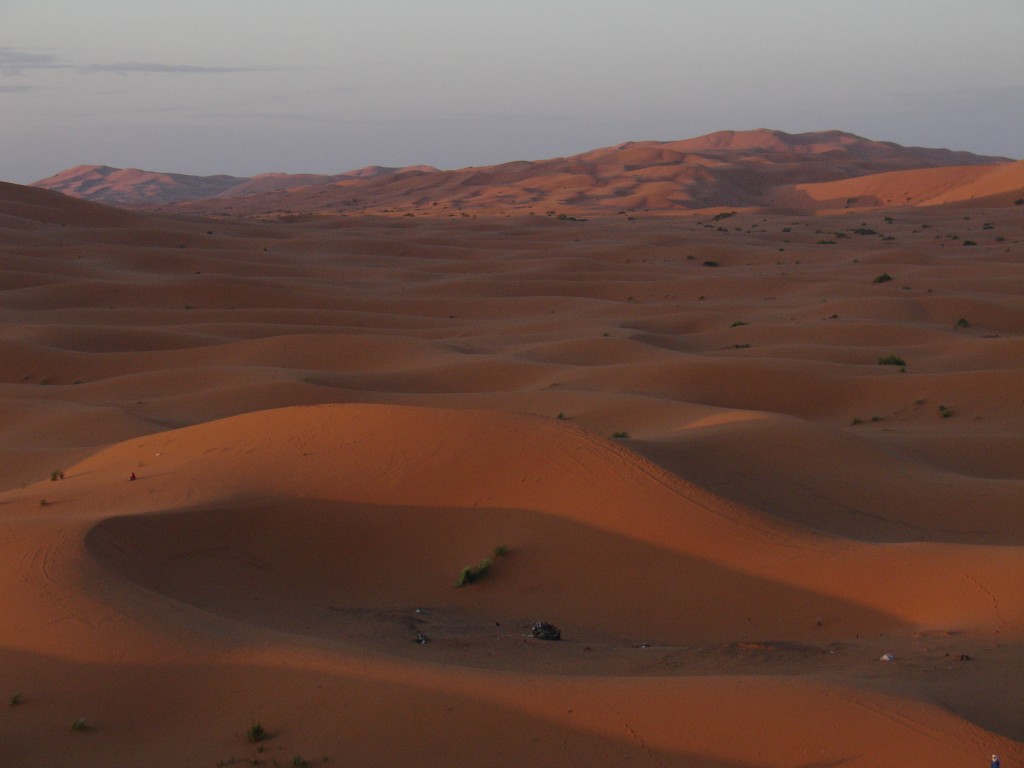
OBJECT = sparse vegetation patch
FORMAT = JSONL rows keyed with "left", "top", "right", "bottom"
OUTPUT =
{"left": 456, "top": 546, "right": 509, "bottom": 587}
{"left": 246, "top": 722, "right": 267, "bottom": 744}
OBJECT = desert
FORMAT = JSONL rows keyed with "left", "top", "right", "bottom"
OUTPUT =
{"left": 1, "top": 129, "right": 1022, "bottom": 767}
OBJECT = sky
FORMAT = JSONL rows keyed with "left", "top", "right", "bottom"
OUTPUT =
{"left": 2, "top": 0, "right": 1022, "bottom": 183}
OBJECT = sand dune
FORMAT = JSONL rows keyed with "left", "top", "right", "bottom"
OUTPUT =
{"left": 1, "top": 174, "right": 1021, "bottom": 767}
{"left": 31, "top": 129, "right": 1015, "bottom": 217}
{"left": 31, "top": 164, "right": 440, "bottom": 206}
{"left": 771, "top": 160, "right": 1024, "bottom": 211}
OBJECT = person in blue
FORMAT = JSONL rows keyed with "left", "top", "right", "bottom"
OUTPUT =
{"left": 991, "top": 755, "right": 1000, "bottom": 768}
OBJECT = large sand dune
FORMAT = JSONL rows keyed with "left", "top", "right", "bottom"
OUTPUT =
{"left": 1, "top": 174, "right": 1022, "bottom": 767}
{"left": 32, "top": 129, "right": 1014, "bottom": 216}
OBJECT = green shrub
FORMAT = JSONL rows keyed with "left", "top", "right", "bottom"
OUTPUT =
{"left": 456, "top": 557, "right": 492, "bottom": 587}
{"left": 938, "top": 405, "right": 953, "bottom": 418}
{"left": 873, "top": 273, "right": 893, "bottom": 283}
{"left": 50, "top": 470, "right": 64, "bottom": 481}
{"left": 955, "top": 318, "right": 969, "bottom": 328}
{"left": 246, "top": 722, "right": 267, "bottom": 743}
{"left": 71, "top": 718, "right": 89, "bottom": 732}
{"left": 878, "top": 355, "right": 906, "bottom": 366}
{"left": 611, "top": 431, "right": 630, "bottom": 439}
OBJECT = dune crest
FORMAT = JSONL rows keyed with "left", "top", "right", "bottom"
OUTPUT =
{"left": 30, "top": 128, "right": 1016, "bottom": 216}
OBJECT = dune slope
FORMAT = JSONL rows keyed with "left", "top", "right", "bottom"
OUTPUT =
{"left": 1, "top": 179, "right": 1021, "bottom": 767}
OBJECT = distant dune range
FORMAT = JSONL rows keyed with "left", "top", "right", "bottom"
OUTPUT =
{"left": 3, "top": 129, "right": 1023, "bottom": 767}
{"left": 32, "top": 129, "right": 1023, "bottom": 215}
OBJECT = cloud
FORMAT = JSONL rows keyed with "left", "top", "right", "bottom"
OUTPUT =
{"left": 0, "top": 47, "right": 69, "bottom": 76}
{"left": 0, "top": 84, "right": 35, "bottom": 93}
{"left": 79, "top": 62, "right": 273, "bottom": 75}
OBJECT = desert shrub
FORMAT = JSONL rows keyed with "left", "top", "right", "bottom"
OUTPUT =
{"left": 71, "top": 718, "right": 89, "bottom": 732}
{"left": 702, "top": 260, "right": 719, "bottom": 267}
{"left": 955, "top": 318, "right": 969, "bottom": 328}
{"left": 247, "top": 722, "right": 267, "bottom": 744}
{"left": 612, "top": 431, "right": 630, "bottom": 439}
{"left": 873, "top": 273, "right": 893, "bottom": 283}
{"left": 731, "top": 321, "right": 747, "bottom": 327}
{"left": 455, "top": 557, "right": 493, "bottom": 587}
{"left": 938, "top": 405, "right": 953, "bottom": 418}
{"left": 50, "top": 470, "right": 64, "bottom": 481}
{"left": 878, "top": 355, "right": 906, "bottom": 366}
{"left": 10, "top": 692, "right": 22, "bottom": 707}
{"left": 962, "top": 240, "right": 977, "bottom": 246}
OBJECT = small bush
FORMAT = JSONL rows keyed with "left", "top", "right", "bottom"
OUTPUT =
{"left": 455, "top": 558, "right": 492, "bottom": 587}
{"left": 292, "top": 757, "right": 309, "bottom": 768}
{"left": 702, "top": 260, "right": 720, "bottom": 267}
{"left": 10, "top": 692, "right": 22, "bottom": 707}
{"left": 493, "top": 545, "right": 509, "bottom": 557}
{"left": 873, "top": 273, "right": 893, "bottom": 284}
{"left": 878, "top": 355, "right": 906, "bottom": 366}
{"left": 71, "top": 718, "right": 89, "bottom": 732}
{"left": 611, "top": 431, "right": 630, "bottom": 439}
{"left": 962, "top": 240, "right": 977, "bottom": 246}
{"left": 955, "top": 318, "right": 969, "bottom": 328}
{"left": 50, "top": 470, "right": 64, "bottom": 482}
{"left": 938, "top": 405, "right": 953, "bottom": 418}
{"left": 247, "top": 722, "right": 267, "bottom": 744}
{"left": 731, "top": 321, "right": 748, "bottom": 327}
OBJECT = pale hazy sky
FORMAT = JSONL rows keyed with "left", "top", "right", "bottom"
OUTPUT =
{"left": 3, "top": 0, "right": 1022, "bottom": 183}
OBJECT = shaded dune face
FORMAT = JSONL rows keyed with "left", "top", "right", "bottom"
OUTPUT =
{"left": 71, "top": 402, "right": 1022, "bottom": 639}
{"left": 85, "top": 499, "right": 910, "bottom": 650}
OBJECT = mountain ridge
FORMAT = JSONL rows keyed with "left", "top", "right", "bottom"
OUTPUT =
{"left": 30, "top": 129, "right": 1018, "bottom": 215}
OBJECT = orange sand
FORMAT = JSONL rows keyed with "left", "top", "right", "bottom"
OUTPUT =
{"left": 1, "top": 175, "right": 1021, "bottom": 767}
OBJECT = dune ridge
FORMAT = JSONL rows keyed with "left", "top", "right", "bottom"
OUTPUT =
{"left": 30, "top": 128, "right": 1017, "bottom": 217}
